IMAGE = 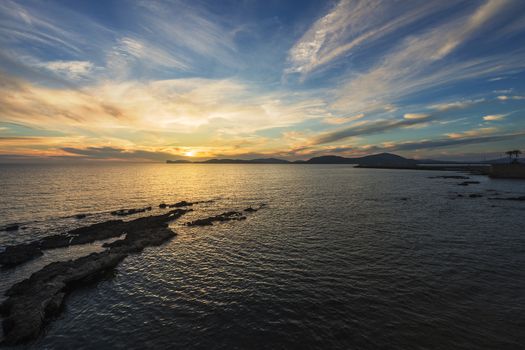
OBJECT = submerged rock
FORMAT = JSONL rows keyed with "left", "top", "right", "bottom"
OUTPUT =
{"left": 469, "top": 194, "right": 483, "bottom": 198}
{"left": 2, "top": 225, "right": 19, "bottom": 232}
{"left": 75, "top": 214, "right": 87, "bottom": 219}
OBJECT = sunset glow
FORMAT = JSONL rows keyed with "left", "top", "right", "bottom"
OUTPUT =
{"left": 1, "top": 0, "right": 525, "bottom": 162}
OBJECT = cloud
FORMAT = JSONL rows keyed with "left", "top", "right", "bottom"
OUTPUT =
{"left": 0, "top": 72, "right": 329, "bottom": 155}
{"left": 497, "top": 95, "right": 525, "bottom": 100}
{"left": 324, "top": 113, "right": 364, "bottom": 125}
{"left": 404, "top": 113, "right": 429, "bottom": 120}
{"left": 0, "top": 0, "right": 241, "bottom": 82}
{"left": 383, "top": 131, "right": 525, "bottom": 152}
{"left": 331, "top": 0, "right": 524, "bottom": 114}
{"left": 285, "top": 0, "right": 448, "bottom": 78}
{"left": 429, "top": 98, "right": 485, "bottom": 111}
{"left": 446, "top": 127, "right": 498, "bottom": 139}
{"left": 61, "top": 146, "right": 177, "bottom": 162}
{"left": 38, "top": 60, "right": 94, "bottom": 80}
{"left": 483, "top": 114, "right": 506, "bottom": 121}
{"left": 312, "top": 114, "right": 432, "bottom": 145}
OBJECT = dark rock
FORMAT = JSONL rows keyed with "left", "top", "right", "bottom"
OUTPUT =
{"left": 1, "top": 208, "right": 192, "bottom": 345}
{"left": 458, "top": 181, "right": 481, "bottom": 186}
{"left": 488, "top": 196, "right": 525, "bottom": 201}
{"left": 469, "top": 194, "right": 483, "bottom": 198}
{"left": 1, "top": 251, "right": 127, "bottom": 345}
{"left": 110, "top": 206, "right": 152, "bottom": 216}
{"left": 186, "top": 211, "right": 246, "bottom": 226}
{"left": 0, "top": 211, "right": 188, "bottom": 268}
{"left": 429, "top": 175, "right": 470, "bottom": 179}
{"left": 0, "top": 244, "right": 43, "bottom": 267}
{"left": 75, "top": 214, "right": 87, "bottom": 219}
{"left": 244, "top": 207, "right": 258, "bottom": 212}
{"left": 169, "top": 201, "right": 193, "bottom": 208}
{"left": 159, "top": 203, "right": 167, "bottom": 208}
{"left": 3, "top": 225, "right": 19, "bottom": 232}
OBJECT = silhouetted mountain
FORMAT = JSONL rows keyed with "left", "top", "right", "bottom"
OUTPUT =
{"left": 200, "top": 158, "right": 290, "bottom": 164}
{"left": 307, "top": 155, "right": 351, "bottom": 164}
{"left": 307, "top": 153, "right": 419, "bottom": 167}
{"left": 166, "top": 152, "right": 460, "bottom": 166}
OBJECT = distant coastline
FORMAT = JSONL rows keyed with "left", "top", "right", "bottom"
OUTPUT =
{"left": 167, "top": 153, "right": 525, "bottom": 178}
{"left": 167, "top": 152, "right": 522, "bottom": 166}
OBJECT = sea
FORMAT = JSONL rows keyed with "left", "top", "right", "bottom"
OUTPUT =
{"left": 0, "top": 163, "right": 524, "bottom": 349}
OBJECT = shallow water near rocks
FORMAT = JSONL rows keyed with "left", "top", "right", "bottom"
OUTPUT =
{"left": 0, "top": 163, "right": 524, "bottom": 349}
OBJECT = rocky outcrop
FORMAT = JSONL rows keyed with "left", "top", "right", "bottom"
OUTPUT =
{"left": 0, "top": 211, "right": 190, "bottom": 268}
{"left": 159, "top": 201, "right": 196, "bottom": 209}
{"left": 0, "top": 208, "right": 191, "bottom": 345}
{"left": 1, "top": 251, "right": 127, "bottom": 345}
{"left": 110, "top": 206, "right": 152, "bottom": 216}
{"left": 0, "top": 220, "right": 127, "bottom": 268}
{"left": 0, "top": 244, "right": 43, "bottom": 268}
{"left": 186, "top": 211, "right": 246, "bottom": 226}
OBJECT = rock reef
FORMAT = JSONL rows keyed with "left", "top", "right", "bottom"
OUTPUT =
{"left": 0, "top": 208, "right": 190, "bottom": 345}
{"left": 110, "top": 206, "right": 152, "bottom": 216}
{"left": 158, "top": 200, "right": 203, "bottom": 209}
{"left": 186, "top": 211, "right": 246, "bottom": 226}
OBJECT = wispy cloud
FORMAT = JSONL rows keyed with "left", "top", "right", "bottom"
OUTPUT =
{"left": 429, "top": 98, "right": 485, "bottom": 111}
{"left": 446, "top": 127, "right": 499, "bottom": 139}
{"left": 404, "top": 113, "right": 430, "bottom": 120}
{"left": 329, "top": 0, "right": 524, "bottom": 114}
{"left": 312, "top": 114, "right": 433, "bottom": 145}
{"left": 324, "top": 113, "right": 364, "bottom": 125}
{"left": 38, "top": 60, "right": 94, "bottom": 80}
{"left": 483, "top": 114, "right": 506, "bottom": 121}
{"left": 285, "top": 0, "right": 448, "bottom": 78}
{"left": 0, "top": 72, "right": 328, "bottom": 155}
{"left": 497, "top": 95, "right": 525, "bottom": 100}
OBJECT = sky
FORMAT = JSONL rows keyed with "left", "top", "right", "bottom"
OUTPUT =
{"left": 1, "top": 0, "right": 525, "bottom": 162}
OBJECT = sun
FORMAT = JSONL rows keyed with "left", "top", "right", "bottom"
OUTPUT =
{"left": 184, "top": 150, "right": 195, "bottom": 157}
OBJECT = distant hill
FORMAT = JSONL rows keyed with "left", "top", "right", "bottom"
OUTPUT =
{"left": 201, "top": 158, "right": 290, "bottom": 164}
{"left": 307, "top": 153, "right": 419, "bottom": 167}
{"left": 166, "top": 152, "right": 475, "bottom": 166}
{"left": 167, "top": 158, "right": 291, "bottom": 164}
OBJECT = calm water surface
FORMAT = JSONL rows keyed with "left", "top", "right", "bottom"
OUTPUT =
{"left": 0, "top": 163, "right": 524, "bottom": 349}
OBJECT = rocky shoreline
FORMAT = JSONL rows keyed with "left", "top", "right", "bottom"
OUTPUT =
{"left": 0, "top": 204, "right": 261, "bottom": 345}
